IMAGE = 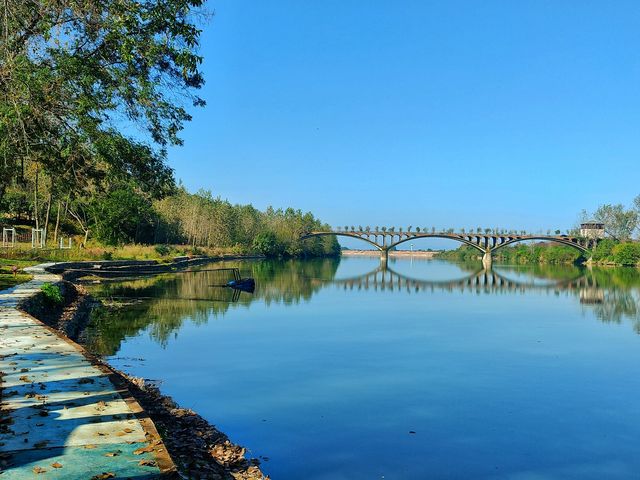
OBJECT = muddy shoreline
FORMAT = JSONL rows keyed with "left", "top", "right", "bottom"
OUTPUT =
{"left": 17, "top": 261, "right": 269, "bottom": 480}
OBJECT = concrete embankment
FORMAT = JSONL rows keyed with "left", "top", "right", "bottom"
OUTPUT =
{"left": 0, "top": 264, "right": 175, "bottom": 479}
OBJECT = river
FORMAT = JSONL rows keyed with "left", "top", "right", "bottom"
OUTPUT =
{"left": 81, "top": 257, "right": 640, "bottom": 479}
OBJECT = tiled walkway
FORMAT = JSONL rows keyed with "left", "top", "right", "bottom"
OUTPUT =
{"left": 0, "top": 264, "right": 172, "bottom": 479}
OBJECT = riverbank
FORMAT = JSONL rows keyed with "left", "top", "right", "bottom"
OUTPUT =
{"left": 0, "top": 264, "right": 175, "bottom": 478}
{"left": 1, "top": 260, "right": 268, "bottom": 479}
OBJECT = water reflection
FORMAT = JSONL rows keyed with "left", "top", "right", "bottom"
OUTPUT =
{"left": 82, "top": 258, "right": 640, "bottom": 355}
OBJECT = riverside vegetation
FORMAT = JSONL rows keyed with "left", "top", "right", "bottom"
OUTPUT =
{"left": 439, "top": 241, "right": 640, "bottom": 267}
{"left": 0, "top": 1, "right": 337, "bottom": 263}
{"left": 439, "top": 195, "right": 640, "bottom": 267}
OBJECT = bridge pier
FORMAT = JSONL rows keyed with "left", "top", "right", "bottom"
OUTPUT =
{"left": 380, "top": 249, "right": 389, "bottom": 267}
{"left": 482, "top": 250, "right": 493, "bottom": 270}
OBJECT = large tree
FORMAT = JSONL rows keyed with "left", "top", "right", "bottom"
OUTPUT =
{"left": 0, "top": 0, "right": 206, "bottom": 200}
{"left": 585, "top": 204, "right": 639, "bottom": 241}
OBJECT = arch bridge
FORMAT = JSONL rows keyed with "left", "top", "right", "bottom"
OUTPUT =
{"left": 300, "top": 230, "right": 599, "bottom": 268}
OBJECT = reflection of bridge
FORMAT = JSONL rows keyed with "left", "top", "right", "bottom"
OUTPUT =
{"left": 301, "top": 230, "right": 598, "bottom": 268}
{"left": 329, "top": 265, "right": 595, "bottom": 295}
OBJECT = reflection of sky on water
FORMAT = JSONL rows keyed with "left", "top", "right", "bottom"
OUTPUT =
{"left": 84, "top": 258, "right": 640, "bottom": 480}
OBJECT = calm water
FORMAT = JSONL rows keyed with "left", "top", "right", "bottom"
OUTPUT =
{"left": 83, "top": 257, "right": 640, "bottom": 479}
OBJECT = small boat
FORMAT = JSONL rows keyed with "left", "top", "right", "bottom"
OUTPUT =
{"left": 219, "top": 268, "right": 256, "bottom": 293}
{"left": 226, "top": 277, "right": 256, "bottom": 293}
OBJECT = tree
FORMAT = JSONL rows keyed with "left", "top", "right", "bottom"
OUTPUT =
{"left": 252, "top": 232, "right": 281, "bottom": 257}
{"left": 89, "top": 184, "right": 154, "bottom": 245}
{"left": 634, "top": 194, "right": 640, "bottom": 237}
{"left": 613, "top": 243, "right": 640, "bottom": 266}
{"left": 1, "top": 0, "right": 206, "bottom": 203}
{"left": 593, "top": 204, "right": 638, "bottom": 241}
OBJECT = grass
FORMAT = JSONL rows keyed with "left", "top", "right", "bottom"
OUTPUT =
{"left": 0, "top": 243, "right": 250, "bottom": 263}
{"left": 0, "top": 273, "right": 32, "bottom": 290}
{"left": 0, "top": 263, "right": 34, "bottom": 290}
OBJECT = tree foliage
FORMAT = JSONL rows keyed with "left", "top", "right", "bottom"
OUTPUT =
{"left": 1, "top": 0, "right": 206, "bottom": 199}
{"left": 582, "top": 203, "right": 639, "bottom": 241}
{"left": 612, "top": 243, "right": 640, "bottom": 266}
{"left": 153, "top": 188, "right": 339, "bottom": 257}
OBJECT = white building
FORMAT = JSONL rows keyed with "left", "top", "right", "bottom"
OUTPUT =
{"left": 580, "top": 221, "right": 605, "bottom": 239}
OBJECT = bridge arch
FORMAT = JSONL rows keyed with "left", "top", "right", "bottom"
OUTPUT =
{"left": 300, "top": 232, "right": 384, "bottom": 251}
{"left": 387, "top": 234, "right": 486, "bottom": 253}
{"left": 491, "top": 236, "right": 590, "bottom": 254}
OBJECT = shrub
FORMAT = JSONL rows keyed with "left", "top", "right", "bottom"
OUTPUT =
{"left": 101, "top": 250, "right": 113, "bottom": 260}
{"left": 252, "top": 231, "right": 282, "bottom": 257}
{"left": 612, "top": 243, "right": 640, "bottom": 266}
{"left": 154, "top": 244, "right": 171, "bottom": 256}
{"left": 592, "top": 238, "right": 617, "bottom": 262}
{"left": 41, "top": 283, "right": 63, "bottom": 305}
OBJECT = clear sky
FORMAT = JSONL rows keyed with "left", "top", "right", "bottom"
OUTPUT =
{"left": 167, "top": 0, "right": 640, "bottom": 234}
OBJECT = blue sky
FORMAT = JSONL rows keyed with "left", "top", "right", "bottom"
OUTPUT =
{"left": 167, "top": 0, "right": 640, "bottom": 234}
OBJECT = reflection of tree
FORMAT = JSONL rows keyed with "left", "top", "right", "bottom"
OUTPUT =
{"left": 84, "top": 258, "right": 341, "bottom": 354}
{"left": 83, "top": 260, "right": 640, "bottom": 356}
{"left": 588, "top": 289, "right": 640, "bottom": 334}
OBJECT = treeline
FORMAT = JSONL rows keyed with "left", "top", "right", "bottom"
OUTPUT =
{"left": 439, "top": 244, "right": 585, "bottom": 265}
{"left": 153, "top": 188, "right": 339, "bottom": 257}
{"left": 440, "top": 240, "right": 640, "bottom": 267}
{"left": 590, "top": 240, "right": 640, "bottom": 266}
{"left": 0, "top": 181, "right": 339, "bottom": 258}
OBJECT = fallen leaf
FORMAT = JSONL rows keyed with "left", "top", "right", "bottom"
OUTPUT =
{"left": 32, "top": 466, "right": 47, "bottom": 474}
{"left": 133, "top": 445, "right": 154, "bottom": 455}
{"left": 51, "top": 462, "right": 63, "bottom": 469}
{"left": 90, "top": 473, "right": 115, "bottom": 480}
{"left": 138, "top": 459, "right": 157, "bottom": 467}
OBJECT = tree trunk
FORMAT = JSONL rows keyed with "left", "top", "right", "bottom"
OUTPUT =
{"left": 43, "top": 191, "right": 52, "bottom": 245}
{"left": 53, "top": 201, "right": 61, "bottom": 244}
{"left": 33, "top": 166, "right": 39, "bottom": 230}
